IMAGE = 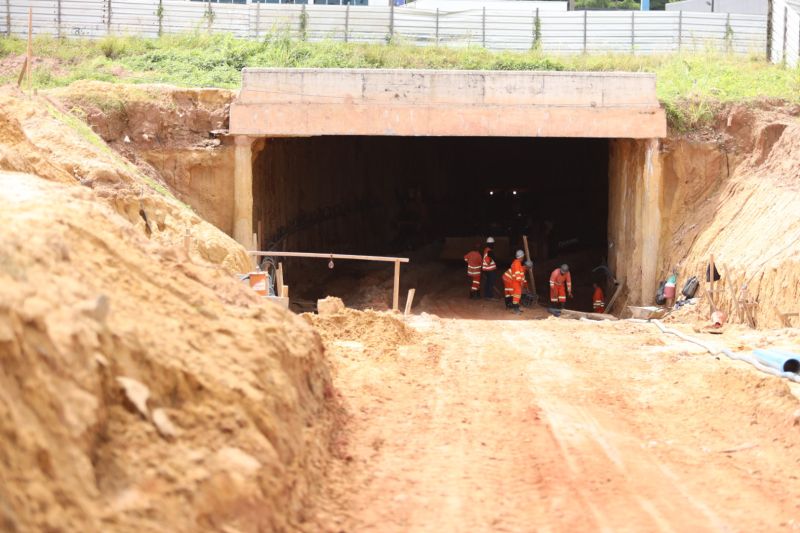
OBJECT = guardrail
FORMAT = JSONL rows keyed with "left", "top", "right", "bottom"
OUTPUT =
{"left": 0, "top": 0, "right": 767, "bottom": 56}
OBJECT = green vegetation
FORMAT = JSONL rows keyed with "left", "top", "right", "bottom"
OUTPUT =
{"left": 2, "top": 33, "right": 798, "bottom": 130}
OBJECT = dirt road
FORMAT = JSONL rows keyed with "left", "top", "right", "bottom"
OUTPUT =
{"left": 312, "top": 301, "right": 800, "bottom": 532}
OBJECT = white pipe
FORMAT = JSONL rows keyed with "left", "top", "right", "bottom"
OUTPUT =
{"left": 651, "top": 320, "right": 800, "bottom": 383}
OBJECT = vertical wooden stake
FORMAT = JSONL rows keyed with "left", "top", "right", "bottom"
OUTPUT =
{"left": 26, "top": 7, "right": 32, "bottom": 96}
{"left": 257, "top": 220, "right": 263, "bottom": 252}
{"left": 393, "top": 260, "right": 400, "bottom": 311}
{"left": 404, "top": 288, "right": 416, "bottom": 316}
{"left": 522, "top": 235, "right": 536, "bottom": 295}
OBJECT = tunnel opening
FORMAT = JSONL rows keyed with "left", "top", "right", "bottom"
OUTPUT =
{"left": 253, "top": 136, "right": 610, "bottom": 315}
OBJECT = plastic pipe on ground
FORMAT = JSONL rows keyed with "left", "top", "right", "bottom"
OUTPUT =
{"left": 649, "top": 320, "right": 800, "bottom": 384}
{"left": 753, "top": 349, "right": 800, "bottom": 374}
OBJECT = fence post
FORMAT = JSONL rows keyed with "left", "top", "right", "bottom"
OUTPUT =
{"left": 677, "top": 10, "right": 682, "bottom": 52}
{"left": 435, "top": 8, "right": 439, "bottom": 45}
{"left": 344, "top": 3, "right": 349, "bottom": 43}
{"left": 157, "top": 0, "right": 163, "bottom": 37}
{"left": 725, "top": 11, "right": 732, "bottom": 53}
{"left": 783, "top": 5, "right": 788, "bottom": 64}
{"left": 389, "top": 2, "right": 394, "bottom": 42}
{"left": 766, "top": 0, "right": 773, "bottom": 61}
{"left": 206, "top": 0, "right": 212, "bottom": 35}
{"left": 254, "top": 0, "right": 260, "bottom": 39}
{"left": 582, "top": 9, "right": 587, "bottom": 53}
{"left": 631, "top": 10, "right": 635, "bottom": 52}
{"left": 106, "top": 0, "right": 112, "bottom": 33}
{"left": 482, "top": 6, "right": 486, "bottom": 48}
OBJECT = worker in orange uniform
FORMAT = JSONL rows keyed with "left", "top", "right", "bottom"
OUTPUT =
{"left": 592, "top": 282, "right": 605, "bottom": 313}
{"left": 464, "top": 244, "right": 483, "bottom": 299}
{"left": 503, "top": 250, "right": 533, "bottom": 314}
{"left": 482, "top": 237, "right": 498, "bottom": 299}
{"left": 549, "top": 264, "right": 572, "bottom": 309}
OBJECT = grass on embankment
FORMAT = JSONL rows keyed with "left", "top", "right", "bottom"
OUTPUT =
{"left": 2, "top": 33, "right": 798, "bottom": 130}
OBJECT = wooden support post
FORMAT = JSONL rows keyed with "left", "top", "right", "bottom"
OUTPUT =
{"left": 606, "top": 279, "right": 624, "bottom": 314}
{"left": 277, "top": 262, "right": 284, "bottom": 297}
{"left": 26, "top": 7, "right": 31, "bottom": 96}
{"left": 522, "top": 235, "right": 536, "bottom": 295}
{"left": 393, "top": 260, "right": 400, "bottom": 311}
{"left": 404, "top": 288, "right": 415, "bottom": 316}
{"left": 257, "top": 220, "right": 263, "bottom": 252}
{"left": 16, "top": 57, "right": 27, "bottom": 87}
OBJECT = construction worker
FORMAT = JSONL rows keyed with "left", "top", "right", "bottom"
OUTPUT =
{"left": 503, "top": 250, "right": 532, "bottom": 314}
{"left": 592, "top": 282, "right": 605, "bottom": 313}
{"left": 463, "top": 245, "right": 483, "bottom": 299}
{"left": 482, "top": 237, "right": 497, "bottom": 299}
{"left": 549, "top": 264, "right": 572, "bottom": 309}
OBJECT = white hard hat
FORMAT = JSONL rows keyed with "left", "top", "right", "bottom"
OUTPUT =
{"left": 515, "top": 249, "right": 525, "bottom": 259}
{"left": 486, "top": 237, "right": 495, "bottom": 244}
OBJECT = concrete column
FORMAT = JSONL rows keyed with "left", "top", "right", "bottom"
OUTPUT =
{"left": 639, "top": 138, "right": 662, "bottom": 305}
{"left": 233, "top": 135, "right": 254, "bottom": 248}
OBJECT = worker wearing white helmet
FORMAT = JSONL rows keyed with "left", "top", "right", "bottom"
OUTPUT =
{"left": 549, "top": 263, "right": 572, "bottom": 309}
{"left": 502, "top": 249, "right": 532, "bottom": 314}
{"left": 481, "top": 237, "right": 498, "bottom": 299}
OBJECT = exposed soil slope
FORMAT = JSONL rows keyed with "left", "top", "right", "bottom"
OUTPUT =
{"left": 0, "top": 87, "right": 334, "bottom": 531}
{"left": 659, "top": 103, "right": 800, "bottom": 327}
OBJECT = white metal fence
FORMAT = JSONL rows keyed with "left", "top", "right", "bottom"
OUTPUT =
{"left": 770, "top": 0, "right": 800, "bottom": 66}
{"left": 0, "top": 0, "right": 768, "bottom": 55}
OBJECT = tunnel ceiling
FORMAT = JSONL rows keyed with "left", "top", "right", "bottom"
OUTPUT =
{"left": 230, "top": 68, "right": 667, "bottom": 139}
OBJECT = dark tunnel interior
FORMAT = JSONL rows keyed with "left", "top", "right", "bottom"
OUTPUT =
{"left": 253, "top": 136, "right": 610, "bottom": 312}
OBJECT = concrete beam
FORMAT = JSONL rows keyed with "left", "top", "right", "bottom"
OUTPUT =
{"left": 230, "top": 68, "right": 666, "bottom": 139}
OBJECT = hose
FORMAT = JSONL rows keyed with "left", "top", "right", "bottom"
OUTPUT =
{"left": 650, "top": 320, "right": 800, "bottom": 384}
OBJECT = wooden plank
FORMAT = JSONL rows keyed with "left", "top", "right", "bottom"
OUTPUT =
{"left": 605, "top": 279, "right": 624, "bottom": 314}
{"left": 560, "top": 309, "right": 618, "bottom": 321}
{"left": 392, "top": 260, "right": 400, "bottom": 311}
{"left": 249, "top": 250, "right": 409, "bottom": 263}
{"left": 522, "top": 235, "right": 536, "bottom": 295}
{"left": 404, "top": 288, "right": 416, "bottom": 316}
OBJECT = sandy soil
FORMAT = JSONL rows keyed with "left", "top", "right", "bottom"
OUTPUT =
{"left": 309, "top": 294, "right": 800, "bottom": 532}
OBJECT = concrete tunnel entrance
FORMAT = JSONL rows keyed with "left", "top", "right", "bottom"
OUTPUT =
{"left": 251, "top": 136, "right": 609, "bottom": 311}
{"left": 229, "top": 68, "right": 667, "bottom": 310}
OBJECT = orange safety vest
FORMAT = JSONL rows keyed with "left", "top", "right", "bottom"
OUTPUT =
{"left": 482, "top": 247, "right": 497, "bottom": 272}
{"left": 464, "top": 250, "right": 483, "bottom": 276}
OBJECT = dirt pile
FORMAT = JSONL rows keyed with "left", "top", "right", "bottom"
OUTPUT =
{"left": 0, "top": 170, "right": 333, "bottom": 532}
{"left": 304, "top": 307, "right": 418, "bottom": 358}
{"left": 50, "top": 81, "right": 238, "bottom": 236}
{"left": 657, "top": 103, "right": 800, "bottom": 328}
